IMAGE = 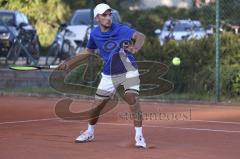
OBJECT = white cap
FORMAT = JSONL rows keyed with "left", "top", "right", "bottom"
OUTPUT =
{"left": 94, "top": 3, "right": 112, "bottom": 18}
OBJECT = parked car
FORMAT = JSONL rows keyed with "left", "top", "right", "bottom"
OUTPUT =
{"left": 155, "top": 19, "right": 209, "bottom": 45}
{"left": 60, "top": 9, "right": 121, "bottom": 51}
{"left": 46, "top": 9, "right": 121, "bottom": 65}
{"left": 67, "top": 9, "right": 121, "bottom": 48}
{"left": 0, "top": 10, "right": 40, "bottom": 64}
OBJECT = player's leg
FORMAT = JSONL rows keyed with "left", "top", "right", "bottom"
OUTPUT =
{"left": 75, "top": 97, "right": 110, "bottom": 143}
{"left": 88, "top": 98, "right": 110, "bottom": 125}
{"left": 123, "top": 70, "right": 146, "bottom": 148}
{"left": 124, "top": 91, "right": 142, "bottom": 127}
{"left": 124, "top": 90, "right": 146, "bottom": 148}
{"left": 75, "top": 74, "right": 118, "bottom": 143}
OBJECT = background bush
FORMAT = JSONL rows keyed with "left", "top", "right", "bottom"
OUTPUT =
{"left": 138, "top": 33, "right": 239, "bottom": 97}
{"left": 1, "top": 0, "right": 239, "bottom": 98}
{"left": 0, "top": 0, "right": 70, "bottom": 48}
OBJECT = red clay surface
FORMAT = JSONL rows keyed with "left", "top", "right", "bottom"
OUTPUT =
{"left": 0, "top": 96, "right": 240, "bottom": 159}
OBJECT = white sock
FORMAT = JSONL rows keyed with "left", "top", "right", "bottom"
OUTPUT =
{"left": 87, "top": 124, "right": 95, "bottom": 134}
{"left": 135, "top": 127, "right": 143, "bottom": 137}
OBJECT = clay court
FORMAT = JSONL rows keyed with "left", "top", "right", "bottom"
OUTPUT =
{"left": 0, "top": 95, "right": 240, "bottom": 159}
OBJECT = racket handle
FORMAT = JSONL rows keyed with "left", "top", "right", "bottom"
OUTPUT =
{"left": 37, "top": 65, "right": 58, "bottom": 69}
{"left": 49, "top": 65, "right": 58, "bottom": 69}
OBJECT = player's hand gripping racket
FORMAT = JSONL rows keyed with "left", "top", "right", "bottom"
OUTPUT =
{"left": 9, "top": 65, "right": 58, "bottom": 71}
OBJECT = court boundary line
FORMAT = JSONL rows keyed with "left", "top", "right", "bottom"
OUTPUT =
{"left": 1, "top": 118, "right": 240, "bottom": 125}
{"left": 184, "top": 119, "right": 240, "bottom": 125}
{"left": 0, "top": 118, "right": 58, "bottom": 125}
{"left": 1, "top": 118, "right": 240, "bottom": 133}
{"left": 94, "top": 122, "right": 240, "bottom": 133}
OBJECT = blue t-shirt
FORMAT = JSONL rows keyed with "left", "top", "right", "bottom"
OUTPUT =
{"left": 86, "top": 23, "right": 138, "bottom": 75}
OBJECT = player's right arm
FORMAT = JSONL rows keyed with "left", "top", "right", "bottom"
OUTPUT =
{"left": 57, "top": 48, "right": 95, "bottom": 70}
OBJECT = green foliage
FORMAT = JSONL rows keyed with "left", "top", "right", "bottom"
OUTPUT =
{"left": 221, "top": 0, "right": 240, "bottom": 24}
{"left": 0, "top": 1, "right": 238, "bottom": 99}
{"left": 137, "top": 36, "right": 161, "bottom": 60}
{"left": 221, "top": 32, "right": 240, "bottom": 96}
{"left": 64, "top": 33, "right": 239, "bottom": 98}
{"left": 120, "top": 6, "right": 239, "bottom": 98}
{"left": 62, "top": 0, "right": 88, "bottom": 11}
{"left": 137, "top": 33, "right": 240, "bottom": 97}
{"left": 0, "top": 0, "right": 70, "bottom": 47}
{"left": 122, "top": 6, "right": 215, "bottom": 38}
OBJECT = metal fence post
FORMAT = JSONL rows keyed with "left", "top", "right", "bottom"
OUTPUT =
{"left": 90, "top": 0, "right": 94, "bottom": 88}
{"left": 215, "top": 0, "right": 221, "bottom": 102}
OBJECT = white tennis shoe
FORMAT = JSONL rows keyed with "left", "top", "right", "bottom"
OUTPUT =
{"left": 75, "top": 130, "right": 146, "bottom": 148}
{"left": 75, "top": 131, "right": 94, "bottom": 143}
{"left": 135, "top": 135, "right": 146, "bottom": 148}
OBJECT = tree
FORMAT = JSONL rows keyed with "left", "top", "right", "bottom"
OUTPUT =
{"left": 0, "top": 0, "right": 70, "bottom": 47}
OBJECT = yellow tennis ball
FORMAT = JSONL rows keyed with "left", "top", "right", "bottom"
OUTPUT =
{"left": 172, "top": 57, "right": 181, "bottom": 66}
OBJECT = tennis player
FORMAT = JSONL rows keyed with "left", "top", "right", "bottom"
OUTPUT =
{"left": 59, "top": 3, "right": 146, "bottom": 148}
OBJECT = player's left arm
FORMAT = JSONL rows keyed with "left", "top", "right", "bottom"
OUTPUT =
{"left": 130, "top": 31, "right": 145, "bottom": 54}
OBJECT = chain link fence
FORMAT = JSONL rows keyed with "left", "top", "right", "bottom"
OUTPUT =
{"left": 219, "top": 0, "right": 240, "bottom": 102}
{"left": 0, "top": 0, "right": 239, "bottom": 102}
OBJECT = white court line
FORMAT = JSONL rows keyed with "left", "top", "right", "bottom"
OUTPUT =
{"left": 0, "top": 118, "right": 58, "bottom": 125}
{"left": 60, "top": 120, "right": 240, "bottom": 133}
{"left": 1, "top": 118, "right": 240, "bottom": 125}
{"left": 60, "top": 119, "right": 240, "bottom": 125}
{"left": 94, "top": 122, "right": 240, "bottom": 133}
{"left": 187, "top": 119, "right": 240, "bottom": 125}
{"left": 1, "top": 118, "right": 240, "bottom": 133}
{"left": 1, "top": 117, "right": 240, "bottom": 125}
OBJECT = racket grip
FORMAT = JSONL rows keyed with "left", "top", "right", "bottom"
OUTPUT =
{"left": 49, "top": 65, "right": 58, "bottom": 69}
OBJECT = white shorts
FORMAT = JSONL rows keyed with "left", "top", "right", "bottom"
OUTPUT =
{"left": 95, "top": 70, "right": 140, "bottom": 99}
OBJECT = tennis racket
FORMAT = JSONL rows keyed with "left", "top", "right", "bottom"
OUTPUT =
{"left": 9, "top": 65, "right": 59, "bottom": 71}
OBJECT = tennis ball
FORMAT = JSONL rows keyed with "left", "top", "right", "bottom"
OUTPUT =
{"left": 172, "top": 57, "right": 181, "bottom": 66}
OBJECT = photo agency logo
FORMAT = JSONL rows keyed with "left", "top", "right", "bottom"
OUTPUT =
{"left": 118, "top": 108, "right": 192, "bottom": 121}
{"left": 49, "top": 39, "right": 174, "bottom": 121}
